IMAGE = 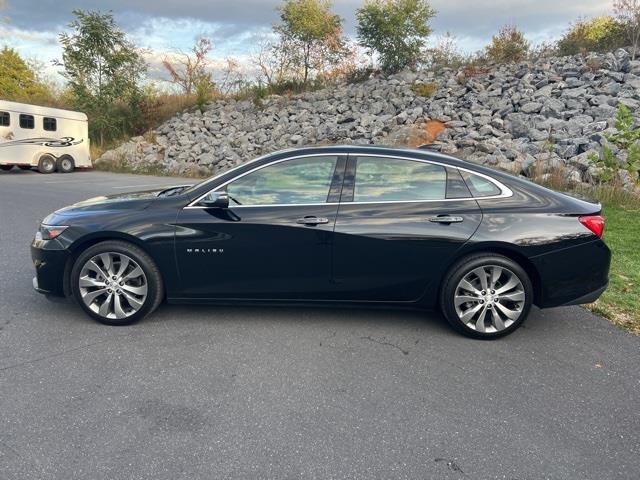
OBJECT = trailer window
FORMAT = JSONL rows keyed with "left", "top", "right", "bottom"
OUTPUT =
{"left": 43, "top": 117, "right": 57, "bottom": 131}
{"left": 0, "top": 112, "right": 9, "bottom": 127}
{"left": 19, "top": 114, "right": 35, "bottom": 129}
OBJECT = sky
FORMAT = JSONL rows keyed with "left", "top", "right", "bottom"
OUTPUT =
{"left": 0, "top": 0, "right": 614, "bottom": 85}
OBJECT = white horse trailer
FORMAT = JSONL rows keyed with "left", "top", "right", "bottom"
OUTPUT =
{"left": 0, "top": 100, "right": 91, "bottom": 173}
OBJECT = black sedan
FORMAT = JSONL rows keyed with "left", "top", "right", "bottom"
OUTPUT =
{"left": 31, "top": 145, "right": 611, "bottom": 338}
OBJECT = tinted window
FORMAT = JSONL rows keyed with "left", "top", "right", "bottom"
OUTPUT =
{"left": 353, "top": 156, "right": 446, "bottom": 202}
{"left": 461, "top": 171, "right": 502, "bottom": 197}
{"left": 0, "top": 111, "right": 9, "bottom": 127}
{"left": 226, "top": 156, "right": 338, "bottom": 205}
{"left": 19, "top": 114, "right": 34, "bottom": 129}
{"left": 43, "top": 117, "right": 57, "bottom": 131}
{"left": 446, "top": 167, "right": 472, "bottom": 199}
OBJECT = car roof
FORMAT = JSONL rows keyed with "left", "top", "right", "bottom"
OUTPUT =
{"left": 268, "top": 144, "right": 472, "bottom": 168}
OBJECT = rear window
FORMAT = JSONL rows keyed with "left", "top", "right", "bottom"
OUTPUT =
{"left": 461, "top": 171, "right": 502, "bottom": 198}
{"left": 19, "top": 114, "right": 34, "bottom": 129}
{"left": 0, "top": 111, "right": 9, "bottom": 127}
{"left": 43, "top": 117, "right": 57, "bottom": 131}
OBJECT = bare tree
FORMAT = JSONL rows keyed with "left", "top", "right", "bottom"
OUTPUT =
{"left": 614, "top": 0, "right": 640, "bottom": 59}
{"left": 216, "top": 58, "right": 247, "bottom": 95}
{"left": 162, "top": 37, "right": 213, "bottom": 94}
{"left": 251, "top": 36, "right": 294, "bottom": 85}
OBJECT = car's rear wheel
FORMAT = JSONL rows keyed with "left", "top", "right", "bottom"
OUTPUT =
{"left": 71, "top": 241, "right": 164, "bottom": 326}
{"left": 38, "top": 154, "right": 56, "bottom": 174}
{"left": 56, "top": 154, "right": 75, "bottom": 173}
{"left": 440, "top": 254, "right": 533, "bottom": 339}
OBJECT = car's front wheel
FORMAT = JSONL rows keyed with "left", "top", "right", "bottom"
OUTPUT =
{"left": 440, "top": 254, "right": 533, "bottom": 339}
{"left": 71, "top": 241, "right": 164, "bottom": 325}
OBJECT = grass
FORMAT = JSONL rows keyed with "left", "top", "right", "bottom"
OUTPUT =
{"left": 587, "top": 201, "right": 640, "bottom": 334}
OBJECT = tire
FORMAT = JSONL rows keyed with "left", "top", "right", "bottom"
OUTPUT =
{"left": 37, "top": 154, "right": 56, "bottom": 174}
{"left": 70, "top": 241, "right": 164, "bottom": 326}
{"left": 439, "top": 253, "right": 533, "bottom": 339}
{"left": 0, "top": 165, "right": 13, "bottom": 171}
{"left": 56, "top": 154, "right": 75, "bottom": 173}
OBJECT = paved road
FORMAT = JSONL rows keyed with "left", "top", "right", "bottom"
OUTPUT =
{"left": 1, "top": 169, "right": 639, "bottom": 480}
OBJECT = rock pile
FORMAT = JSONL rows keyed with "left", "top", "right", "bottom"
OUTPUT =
{"left": 97, "top": 48, "right": 640, "bottom": 187}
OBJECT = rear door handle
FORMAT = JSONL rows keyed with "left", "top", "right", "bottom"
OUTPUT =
{"left": 428, "top": 215, "right": 464, "bottom": 224}
{"left": 296, "top": 216, "right": 330, "bottom": 225}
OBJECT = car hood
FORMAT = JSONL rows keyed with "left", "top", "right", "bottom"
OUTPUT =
{"left": 52, "top": 188, "right": 168, "bottom": 216}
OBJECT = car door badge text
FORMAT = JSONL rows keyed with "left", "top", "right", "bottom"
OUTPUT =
{"left": 186, "top": 248, "right": 224, "bottom": 254}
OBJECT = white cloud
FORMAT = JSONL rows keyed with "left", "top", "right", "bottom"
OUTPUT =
{"left": 2, "top": 0, "right": 619, "bottom": 83}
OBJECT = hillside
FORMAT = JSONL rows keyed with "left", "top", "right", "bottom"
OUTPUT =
{"left": 96, "top": 47, "right": 640, "bottom": 187}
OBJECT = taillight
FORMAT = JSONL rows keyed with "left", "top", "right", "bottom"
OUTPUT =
{"left": 579, "top": 215, "right": 605, "bottom": 238}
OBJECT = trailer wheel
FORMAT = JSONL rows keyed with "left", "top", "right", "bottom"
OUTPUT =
{"left": 57, "top": 155, "right": 75, "bottom": 173}
{"left": 38, "top": 154, "right": 56, "bottom": 174}
{"left": 0, "top": 165, "right": 13, "bottom": 171}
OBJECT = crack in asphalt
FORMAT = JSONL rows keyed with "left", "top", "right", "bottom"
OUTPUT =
{"left": 360, "top": 335, "right": 409, "bottom": 355}
{"left": 0, "top": 334, "right": 131, "bottom": 373}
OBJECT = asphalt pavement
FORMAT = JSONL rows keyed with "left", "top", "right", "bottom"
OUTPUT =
{"left": 1, "top": 168, "right": 639, "bottom": 480}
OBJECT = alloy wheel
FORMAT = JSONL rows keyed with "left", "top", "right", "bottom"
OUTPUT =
{"left": 453, "top": 265, "right": 526, "bottom": 333}
{"left": 78, "top": 252, "right": 148, "bottom": 320}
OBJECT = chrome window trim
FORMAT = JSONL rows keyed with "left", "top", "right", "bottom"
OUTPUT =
{"left": 184, "top": 152, "right": 513, "bottom": 209}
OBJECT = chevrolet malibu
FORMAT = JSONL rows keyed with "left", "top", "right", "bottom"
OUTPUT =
{"left": 31, "top": 145, "right": 611, "bottom": 338}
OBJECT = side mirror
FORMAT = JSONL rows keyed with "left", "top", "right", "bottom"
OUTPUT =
{"left": 198, "top": 192, "right": 229, "bottom": 209}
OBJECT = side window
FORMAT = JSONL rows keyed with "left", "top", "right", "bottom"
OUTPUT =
{"left": 353, "top": 156, "right": 446, "bottom": 202}
{"left": 461, "top": 171, "right": 502, "bottom": 197}
{"left": 0, "top": 111, "right": 9, "bottom": 127}
{"left": 43, "top": 117, "right": 57, "bottom": 131}
{"left": 446, "top": 167, "right": 472, "bottom": 199}
{"left": 225, "top": 156, "right": 338, "bottom": 206}
{"left": 19, "top": 114, "right": 35, "bottom": 129}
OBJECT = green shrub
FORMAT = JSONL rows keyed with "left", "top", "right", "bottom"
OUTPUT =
{"left": 588, "top": 103, "right": 640, "bottom": 184}
{"left": 356, "top": 0, "right": 436, "bottom": 73}
{"left": 485, "top": 25, "right": 529, "bottom": 63}
{"left": 410, "top": 81, "right": 437, "bottom": 97}
{"left": 195, "top": 75, "right": 214, "bottom": 113}
{"left": 557, "top": 16, "right": 626, "bottom": 56}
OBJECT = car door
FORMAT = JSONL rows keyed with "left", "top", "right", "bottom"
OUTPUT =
{"left": 330, "top": 154, "right": 483, "bottom": 302}
{"left": 174, "top": 154, "right": 346, "bottom": 299}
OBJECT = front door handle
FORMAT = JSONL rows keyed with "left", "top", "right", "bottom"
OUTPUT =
{"left": 296, "top": 216, "right": 330, "bottom": 226}
{"left": 428, "top": 215, "right": 464, "bottom": 224}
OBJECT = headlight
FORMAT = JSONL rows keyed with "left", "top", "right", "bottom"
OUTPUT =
{"left": 37, "top": 225, "right": 69, "bottom": 240}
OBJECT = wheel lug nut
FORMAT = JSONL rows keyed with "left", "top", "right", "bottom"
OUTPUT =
{"left": 481, "top": 291, "right": 486, "bottom": 295}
